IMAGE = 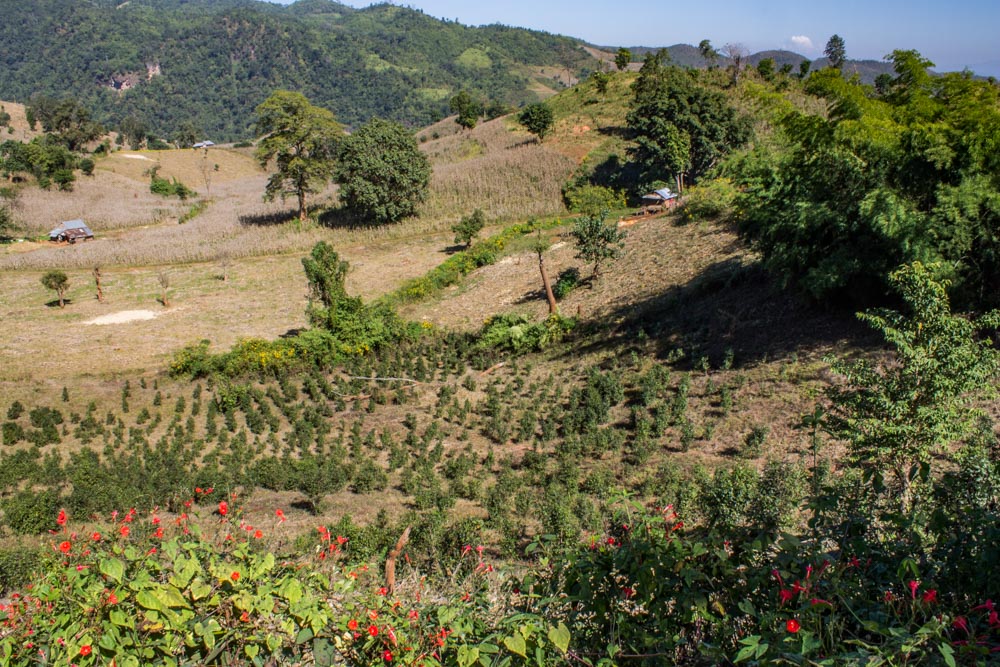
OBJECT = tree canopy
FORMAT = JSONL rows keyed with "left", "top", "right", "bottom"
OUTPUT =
{"left": 825, "top": 34, "right": 847, "bottom": 70}
{"left": 733, "top": 50, "right": 1000, "bottom": 307}
{"left": 627, "top": 52, "right": 752, "bottom": 191}
{"left": 517, "top": 103, "right": 554, "bottom": 143}
{"left": 335, "top": 118, "right": 431, "bottom": 225}
{"left": 254, "top": 91, "right": 342, "bottom": 221}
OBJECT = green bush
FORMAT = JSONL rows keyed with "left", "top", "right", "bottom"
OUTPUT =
{"left": 552, "top": 267, "right": 580, "bottom": 300}
{"left": 474, "top": 313, "right": 574, "bottom": 355}
{"left": 2, "top": 488, "right": 61, "bottom": 535}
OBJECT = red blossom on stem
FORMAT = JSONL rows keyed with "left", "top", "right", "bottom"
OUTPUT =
{"left": 786, "top": 619, "right": 801, "bottom": 633}
{"left": 57, "top": 509, "right": 67, "bottom": 527}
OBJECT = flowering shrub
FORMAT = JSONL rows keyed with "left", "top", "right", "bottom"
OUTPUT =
{"left": 0, "top": 506, "right": 571, "bottom": 667}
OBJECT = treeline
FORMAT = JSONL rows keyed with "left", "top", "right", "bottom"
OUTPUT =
{"left": 0, "top": 0, "right": 593, "bottom": 141}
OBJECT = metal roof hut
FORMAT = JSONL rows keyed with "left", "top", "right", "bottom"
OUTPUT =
{"left": 640, "top": 187, "right": 679, "bottom": 212}
{"left": 48, "top": 219, "right": 94, "bottom": 243}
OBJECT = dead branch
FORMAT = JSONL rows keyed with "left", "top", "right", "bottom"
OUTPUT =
{"left": 478, "top": 362, "right": 506, "bottom": 377}
{"left": 385, "top": 526, "right": 411, "bottom": 594}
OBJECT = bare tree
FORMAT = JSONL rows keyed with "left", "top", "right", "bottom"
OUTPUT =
{"left": 158, "top": 271, "right": 170, "bottom": 307}
{"left": 722, "top": 43, "right": 749, "bottom": 85}
{"left": 93, "top": 266, "right": 104, "bottom": 303}
{"left": 531, "top": 232, "right": 558, "bottom": 315}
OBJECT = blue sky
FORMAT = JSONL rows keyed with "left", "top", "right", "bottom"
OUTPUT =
{"left": 270, "top": 0, "right": 1000, "bottom": 76}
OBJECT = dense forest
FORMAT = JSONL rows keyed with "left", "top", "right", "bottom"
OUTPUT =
{"left": 0, "top": 0, "right": 593, "bottom": 140}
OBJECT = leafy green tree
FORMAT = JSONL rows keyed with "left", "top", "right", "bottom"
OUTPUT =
{"left": 335, "top": 118, "right": 430, "bottom": 224}
{"left": 119, "top": 114, "right": 148, "bottom": 151}
{"left": 570, "top": 212, "right": 626, "bottom": 280}
{"left": 824, "top": 263, "right": 1000, "bottom": 514}
{"left": 627, "top": 52, "right": 751, "bottom": 190}
{"left": 0, "top": 206, "right": 15, "bottom": 241}
{"left": 614, "top": 47, "right": 632, "bottom": 71}
{"left": 452, "top": 208, "right": 486, "bottom": 248}
{"left": 756, "top": 58, "right": 775, "bottom": 81}
{"left": 27, "top": 96, "right": 102, "bottom": 151}
{"left": 449, "top": 91, "right": 483, "bottom": 131}
{"left": 698, "top": 40, "right": 718, "bottom": 69}
{"left": 798, "top": 59, "right": 812, "bottom": 79}
{"left": 255, "top": 91, "right": 342, "bottom": 222}
{"left": 590, "top": 70, "right": 611, "bottom": 95}
{"left": 517, "top": 103, "right": 554, "bottom": 143}
{"left": 41, "top": 270, "right": 69, "bottom": 308}
{"left": 301, "top": 241, "right": 355, "bottom": 330}
{"left": 565, "top": 184, "right": 625, "bottom": 217}
{"left": 825, "top": 34, "right": 846, "bottom": 70}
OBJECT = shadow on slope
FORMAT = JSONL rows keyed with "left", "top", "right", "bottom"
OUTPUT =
{"left": 566, "top": 257, "right": 876, "bottom": 369}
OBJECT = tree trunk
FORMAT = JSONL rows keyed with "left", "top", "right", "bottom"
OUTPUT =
{"left": 298, "top": 191, "right": 307, "bottom": 221}
{"left": 93, "top": 267, "right": 104, "bottom": 303}
{"left": 58, "top": 290, "right": 65, "bottom": 309}
{"left": 538, "top": 251, "right": 558, "bottom": 315}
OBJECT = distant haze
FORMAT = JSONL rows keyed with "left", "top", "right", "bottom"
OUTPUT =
{"left": 269, "top": 0, "right": 1000, "bottom": 77}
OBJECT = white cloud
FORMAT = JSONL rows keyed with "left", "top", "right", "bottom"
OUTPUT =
{"left": 789, "top": 35, "right": 814, "bottom": 52}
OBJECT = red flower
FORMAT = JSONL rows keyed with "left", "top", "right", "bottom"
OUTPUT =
{"left": 275, "top": 509, "right": 286, "bottom": 522}
{"left": 347, "top": 619, "right": 358, "bottom": 631}
{"left": 218, "top": 501, "right": 229, "bottom": 516}
{"left": 107, "top": 591, "right": 119, "bottom": 605}
{"left": 368, "top": 624, "right": 379, "bottom": 637}
{"left": 383, "top": 649, "right": 393, "bottom": 662}
{"left": 91, "top": 532, "right": 101, "bottom": 541}
{"left": 120, "top": 525, "right": 130, "bottom": 538}
{"left": 908, "top": 580, "right": 919, "bottom": 599}
{"left": 953, "top": 616, "right": 969, "bottom": 634}
{"left": 57, "top": 509, "right": 67, "bottom": 526}
{"left": 922, "top": 589, "right": 937, "bottom": 603}
{"left": 154, "top": 527, "right": 164, "bottom": 539}
{"left": 59, "top": 541, "right": 71, "bottom": 554}
{"left": 779, "top": 589, "right": 794, "bottom": 605}
{"left": 79, "top": 645, "right": 92, "bottom": 656}
{"left": 785, "top": 619, "right": 801, "bottom": 633}
{"left": 408, "top": 609, "right": 419, "bottom": 621}
{"left": 231, "top": 571, "right": 240, "bottom": 582}
{"left": 377, "top": 587, "right": 388, "bottom": 596}
{"left": 254, "top": 529, "right": 263, "bottom": 539}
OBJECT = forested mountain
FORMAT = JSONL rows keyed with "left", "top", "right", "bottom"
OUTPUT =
{"left": 0, "top": 0, "right": 594, "bottom": 140}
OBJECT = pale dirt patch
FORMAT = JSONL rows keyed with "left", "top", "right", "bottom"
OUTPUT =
{"left": 85, "top": 309, "right": 160, "bottom": 325}
{"left": 120, "top": 153, "right": 155, "bottom": 161}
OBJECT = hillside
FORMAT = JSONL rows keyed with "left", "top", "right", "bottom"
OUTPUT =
{"left": 0, "top": 0, "right": 595, "bottom": 140}
{"left": 1, "top": 51, "right": 999, "bottom": 666}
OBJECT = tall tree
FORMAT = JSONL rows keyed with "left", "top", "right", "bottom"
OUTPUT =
{"left": 518, "top": 103, "right": 554, "bottom": 143}
{"left": 614, "top": 47, "right": 632, "bottom": 71}
{"left": 698, "top": 40, "right": 719, "bottom": 69}
{"left": 449, "top": 91, "right": 483, "bottom": 131}
{"left": 722, "top": 43, "right": 748, "bottom": 85}
{"left": 255, "top": 91, "right": 342, "bottom": 222}
{"left": 335, "top": 118, "right": 431, "bottom": 224}
{"left": 627, "top": 54, "right": 752, "bottom": 189}
{"left": 825, "top": 34, "right": 846, "bottom": 70}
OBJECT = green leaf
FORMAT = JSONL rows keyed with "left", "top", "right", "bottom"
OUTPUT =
{"left": 190, "top": 580, "right": 213, "bottom": 601}
{"left": 295, "top": 627, "right": 314, "bottom": 644}
{"left": 100, "top": 558, "right": 125, "bottom": 583}
{"left": 939, "top": 643, "right": 956, "bottom": 667}
{"left": 283, "top": 578, "right": 303, "bottom": 606}
{"left": 504, "top": 634, "right": 527, "bottom": 658}
{"left": 245, "top": 644, "right": 259, "bottom": 659}
{"left": 547, "top": 622, "right": 570, "bottom": 653}
{"left": 136, "top": 590, "right": 166, "bottom": 613}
